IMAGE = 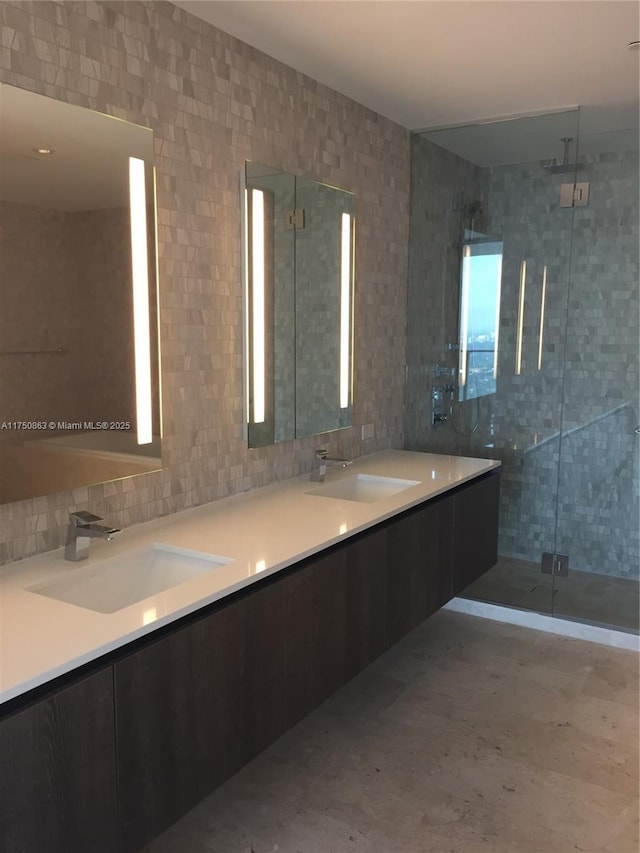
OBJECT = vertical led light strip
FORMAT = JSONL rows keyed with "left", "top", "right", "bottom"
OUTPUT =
{"left": 129, "top": 157, "right": 152, "bottom": 445}
{"left": 251, "top": 189, "right": 265, "bottom": 424}
{"left": 243, "top": 188, "right": 250, "bottom": 421}
{"left": 458, "top": 245, "right": 472, "bottom": 388}
{"left": 340, "top": 213, "right": 351, "bottom": 409}
{"left": 493, "top": 254, "right": 503, "bottom": 379}
{"left": 515, "top": 259, "right": 527, "bottom": 375}
{"left": 537, "top": 265, "right": 548, "bottom": 370}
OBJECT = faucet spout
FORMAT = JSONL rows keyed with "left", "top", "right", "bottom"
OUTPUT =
{"left": 65, "top": 511, "right": 121, "bottom": 562}
{"left": 310, "top": 449, "right": 353, "bottom": 482}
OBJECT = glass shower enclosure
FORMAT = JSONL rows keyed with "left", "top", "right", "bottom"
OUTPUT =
{"left": 405, "top": 107, "right": 639, "bottom": 634}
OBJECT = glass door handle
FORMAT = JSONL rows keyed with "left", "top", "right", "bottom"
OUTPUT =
{"left": 635, "top": 426, "right": 640, "bottom": 435}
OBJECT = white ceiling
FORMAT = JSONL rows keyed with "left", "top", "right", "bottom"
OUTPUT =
{"left": 175, "top": 0, "right": 639, "bottom": 139}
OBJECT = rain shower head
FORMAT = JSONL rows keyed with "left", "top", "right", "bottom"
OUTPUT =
{"left": 464, "top": 200, "right": 483, "bottom": 220}
{"left": 547, "top": 161, "right": 585, "bottom": 175}
{"left": 457, "top": 199, "right": 487, "bottom": 246}
{"left": 545, "top": 136, "right": 584, "bottom": 174}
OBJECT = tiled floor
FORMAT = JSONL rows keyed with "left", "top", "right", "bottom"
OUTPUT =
{"left": 464, "top": 556, "right": 640, "bottom": 633}
{"left": 144, "top": 610, "right": 639, "bottom": 853}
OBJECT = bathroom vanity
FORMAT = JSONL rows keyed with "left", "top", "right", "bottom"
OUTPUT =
{"left": 0, "top": 451, "right": 500, "bottom": 853}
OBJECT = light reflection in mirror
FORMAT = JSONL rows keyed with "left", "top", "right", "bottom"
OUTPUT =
{"left": 538, "top": 264, "right": 548, "bottom": 370}
{"left": 340, "top": 212, "right": 352, "bottom": 409}
{"left": 129, "top": 156, "right": 152, "bottom": 445}
{"left": 515, "top": 259, "right": 527, "bottom": 376}
{"left": 251, "top": 188, "right": 266, "bottom": 424}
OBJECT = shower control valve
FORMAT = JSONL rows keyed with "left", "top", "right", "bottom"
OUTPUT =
{"left": 434, "top": 363, "right": 456, "bottom": 379}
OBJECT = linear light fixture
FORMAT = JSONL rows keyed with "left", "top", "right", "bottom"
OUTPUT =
{"left": 515, "top": 260, "right": 527, "bottom": 375}
{"left": 493, "top": 254, "right": 503, "bottom": 379}
{"left": 340, "top": 212, "right": 352, "bottom": 409}
{"left": 251, "top": 188, "right": 265, "bottom": 424}
{"left": 129, "top": 156, "right": 152, "bottom": 445}
{"left": 458, "top": 244, "right": 472, "bottom": 387}
{"left": 243, "top": 188, "right": 250, "bottom": 422}
{"left": 537, "top": 265, "right": 548, "bottom": 370}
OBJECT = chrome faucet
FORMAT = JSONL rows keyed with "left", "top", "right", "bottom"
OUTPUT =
{"left": 310, "top": 448, "right": 352, "bottom": 482}
{"left": 65, "top": 511, "right": 120, "bottom": 562}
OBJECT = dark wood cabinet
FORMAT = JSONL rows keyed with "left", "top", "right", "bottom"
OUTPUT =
{"left": 452, "top": 471, "right": 500, "bottom": 595}
{"left": 114, "top": 579, "right": 286, "bottom": 852}
{"left": 0, "top": 668, "right": 118, "bottom": 853}
{"left": 385, "top": 496, "right": 454, "bottom": 645}
{"left": 283, "top": 547, "right": 348, "bottom": 727}
{"left": 385, "top": 506, "right": 429, "bottom": 645}
{"left": 0, "top": 470, "right": 499, "bottom": 853}
{"left": 427, "top": 495, "right": 455, "bottom": 614}
{"left": 344, "top": 526, "right": 388, "bottom": 677}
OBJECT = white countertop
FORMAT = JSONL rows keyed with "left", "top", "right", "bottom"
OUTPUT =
{"left": 0, "top": 450, "right": 500, "bottom": 705}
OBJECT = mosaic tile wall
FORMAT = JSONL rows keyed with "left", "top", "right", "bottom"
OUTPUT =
{"left": 406, "top": 135, "right": 639, "bottom": 580}
{"left": 0, "top": 0, "right": 410, "bottom": 564}
{"left": 553, "top": 149, "right": 639, "bottom": 578}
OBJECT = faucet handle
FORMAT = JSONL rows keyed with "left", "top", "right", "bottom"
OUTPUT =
{"left": 69, "top": 510, "right": 103, "bottom": 527}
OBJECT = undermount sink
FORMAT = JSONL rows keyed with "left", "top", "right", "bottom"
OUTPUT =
{"left": 27, "top": 544, "right": 234, "bottom": 614}
{"left": 306, "top": 473, "right": 420, "bottom": 503}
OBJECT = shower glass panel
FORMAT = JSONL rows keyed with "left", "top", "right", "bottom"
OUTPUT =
{"left": 551, "top": 116, "right": 639, "bottom": 631}
{"left": 406, "top": 106, "right": 639, "bottom": 633}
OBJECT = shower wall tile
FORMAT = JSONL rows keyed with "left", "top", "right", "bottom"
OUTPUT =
{"left": 0, "top": 0, "right": 410, "bottom": 564}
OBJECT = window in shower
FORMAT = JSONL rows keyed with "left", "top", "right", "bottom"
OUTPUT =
{"left": 458, "top": 232, "right": 503, "bottom": 401}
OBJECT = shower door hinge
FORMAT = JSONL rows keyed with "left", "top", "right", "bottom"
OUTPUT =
{"left": 560, "top": 182, "right": 590, "bottom": 208}
{"left": 541, "top": 552, "right": 569, "bottom": 577}
{"left": 286, "top": 208, "right": 305, "bottom": 229}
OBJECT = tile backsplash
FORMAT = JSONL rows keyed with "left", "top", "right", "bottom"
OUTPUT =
{"left": 0, "top": 0, "right": 410, "bottom": 564}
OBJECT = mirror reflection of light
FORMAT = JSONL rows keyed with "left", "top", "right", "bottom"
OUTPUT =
{"left": 252, "top": 188, "right": 265, "bottom": 424}
{"left": 537, "top": 265, "right": 547, "bottom": 370}
{"left": 244, "top": 189, "right": 250, "bottom": 420}
{"left": 459, "top": 245, "right": 471, "bottom": 387}
{"left": 129, "top": 157, "right": 153, "bottom": 445}
{"left": 340, "top": 213, "right": 351, "bottom": 409}
{"left": 143, "top": 607, "right": 157, "bottom": 625}
{"left": 339, "top": 523, "right": 347, "bottom": 535}
{"left": 515, "top": 260, "right": 527, "bottom": 375}
{"left": 255, "top": 559, "right": 266, "bottom": 573}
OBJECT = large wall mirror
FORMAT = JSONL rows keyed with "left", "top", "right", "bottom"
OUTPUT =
{"left": 243, "top": 162, "right": 354, "bottom": 448}
{"left": 0, "top": 84, "right": 161, "bottom": 505}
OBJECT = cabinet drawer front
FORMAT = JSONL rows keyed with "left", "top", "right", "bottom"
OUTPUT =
{"left": 0, "top": 668, "right": 118, "bottom": 853}
{"left": 452, "top": 473, "right": 500, "bottom": 594}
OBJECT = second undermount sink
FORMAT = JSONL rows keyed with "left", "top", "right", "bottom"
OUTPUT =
{"left": 27, "top": 544, "right": 234, "bottom": 614}
{"left": 306, "top": 473, "right": 420, "bottom": 503}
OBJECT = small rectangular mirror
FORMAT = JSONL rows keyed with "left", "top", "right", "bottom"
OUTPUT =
{"left": 0, "top": 84, "right": 161, "bottom": 504}
{"left": 458, "top": 230, "right": 503, "bottom": 401}
{"left": 243, "top": 162, "right": 354, "bottom": 447}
